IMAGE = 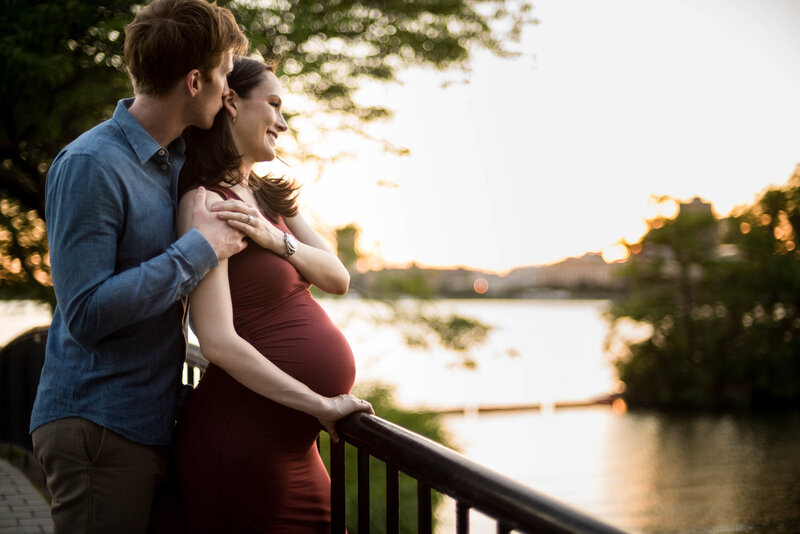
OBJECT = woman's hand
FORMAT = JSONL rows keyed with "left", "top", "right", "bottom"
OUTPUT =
{"left": 211, "top": 199, "right": 284, "bottom": 254}
{"left": 318, "top": 394, "right": 375, "bottom": 443}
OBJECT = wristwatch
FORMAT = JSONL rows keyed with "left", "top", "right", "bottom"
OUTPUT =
{"left": 283, "top": 232, "right": 298, "bottom": 258}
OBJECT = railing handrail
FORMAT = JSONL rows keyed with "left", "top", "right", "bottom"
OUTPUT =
{"left": 335, "top": 411, "right": 627, "bottom": 534}
{"left": 185, "top": 344, "right": 208, "bottom": 370}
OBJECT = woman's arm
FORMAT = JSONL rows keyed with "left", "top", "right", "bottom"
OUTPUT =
{"left": 211, "top": 200, "right": 351, "bottom": 295}
{"left": 284, "top": 212, "right": 351, "bottom": 294}
{"left": 178, "top": 189, "right": 371, "bottom": 440}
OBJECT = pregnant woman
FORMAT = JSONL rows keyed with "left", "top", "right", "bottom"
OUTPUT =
{"left": 174, "top": 57, "right": 372, "bottom": 532}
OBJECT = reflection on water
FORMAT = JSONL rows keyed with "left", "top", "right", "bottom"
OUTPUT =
{"left": 439, "top": 407, "right": 800, "bottom": 534}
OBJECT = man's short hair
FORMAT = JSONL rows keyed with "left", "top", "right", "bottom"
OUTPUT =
{"left": 124, "top": 0, "right": 248, "bottom": 96}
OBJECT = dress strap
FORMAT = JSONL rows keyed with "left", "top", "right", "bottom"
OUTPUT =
{"left": 188, "top": 184, "right": 242, "bottom": 202}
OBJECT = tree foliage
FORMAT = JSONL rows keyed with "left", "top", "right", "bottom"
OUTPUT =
{"left": 0, "top": 0, "right": 535, "bottom": 306}
{"left": 1, "top": 0, "right": 133, "bottom": 306}
{"left": 608, "top": 168, "right": 800, "bottom": 410}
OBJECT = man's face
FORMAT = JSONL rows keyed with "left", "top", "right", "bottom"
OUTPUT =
{"left": 193, "top": 50, "right": 234, "bottom": 129}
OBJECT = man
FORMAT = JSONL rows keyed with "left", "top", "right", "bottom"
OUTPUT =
{"left": 29, "top": 1, "right": 249, "bottom": 531}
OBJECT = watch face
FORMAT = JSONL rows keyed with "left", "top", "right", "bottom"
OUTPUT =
{"left": 285, "top": 233, "right": 298, "bottom": 255}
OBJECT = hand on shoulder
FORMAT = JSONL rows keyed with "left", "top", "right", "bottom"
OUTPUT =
{"left": 210, "top": 197, "right": 285, "bottom": 254}
{"left": 181, "top": 187, "right": 248, "bottom": 261}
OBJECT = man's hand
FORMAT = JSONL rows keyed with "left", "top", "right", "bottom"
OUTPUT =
{"left": 192, "top": 187, "right": 247, "bottom": 261}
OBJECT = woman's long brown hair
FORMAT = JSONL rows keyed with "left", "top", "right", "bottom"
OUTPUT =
{"left": 179, "top": 57, "right": 299, "bottom": 221}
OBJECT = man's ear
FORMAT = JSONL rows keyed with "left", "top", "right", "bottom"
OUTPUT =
{"left": 223, "top": 89, "right": 239, "bottom": 120}
{"left": 185, "top": 69, "right": 201, "bottom": 97}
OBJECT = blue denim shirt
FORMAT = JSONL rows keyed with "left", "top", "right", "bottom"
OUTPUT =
{"left": 30, "top": 99, "right": 218, "bottom": 446}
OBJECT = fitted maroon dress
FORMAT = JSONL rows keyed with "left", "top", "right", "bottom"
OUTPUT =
{"left": 175, "top": 187, "right": 356, "bottom": 533}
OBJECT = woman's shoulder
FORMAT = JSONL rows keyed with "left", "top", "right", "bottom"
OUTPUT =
{"left": 178, "top": 186, "right": 229, "bottom": 215}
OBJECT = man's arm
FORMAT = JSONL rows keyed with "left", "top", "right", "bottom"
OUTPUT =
{"left": 46, "top": 154, "right": 220, "bottom": 346}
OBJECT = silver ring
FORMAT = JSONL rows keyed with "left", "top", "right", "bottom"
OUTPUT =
{"left": 246, "top": 214, "right": 253, "bottom": 225}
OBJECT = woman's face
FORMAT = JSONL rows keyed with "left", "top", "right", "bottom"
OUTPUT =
{"left": 230, "top": 70, "right": 287, "bottom": 164}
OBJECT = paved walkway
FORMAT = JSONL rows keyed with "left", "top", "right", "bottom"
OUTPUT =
{"left": 0, "top": 458, "right": 52, "bottom": 534}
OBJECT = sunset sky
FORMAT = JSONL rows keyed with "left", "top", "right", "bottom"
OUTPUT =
{"left": 275, "top": 0, "right": 800, "bottom": 273}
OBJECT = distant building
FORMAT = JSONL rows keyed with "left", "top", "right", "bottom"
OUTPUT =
{"left": 357, "top": 253, "right": 624, "bottom": 298}
{"left": 679, "top": 197, "right": 714, "bottom": 217}
{"left": 535, "top": 253, "right": 621, "bottom": 289}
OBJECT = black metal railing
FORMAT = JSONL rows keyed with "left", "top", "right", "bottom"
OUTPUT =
{"left": 185, "top": 344, "right": 626, "bottom": 532}
{"left": 330, "top": 412, "right": 628, "bottom": 534}
{"left": 184, "top": 344, "right": 207, "bottom": 387}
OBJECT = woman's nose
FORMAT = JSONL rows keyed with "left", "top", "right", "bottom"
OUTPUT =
{"left": 276, "top": 112, "right": 288, "bottom": 132}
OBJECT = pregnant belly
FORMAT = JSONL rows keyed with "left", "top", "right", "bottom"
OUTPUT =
{"left": 235, "top": 299, "right": 356, "bottom": 398}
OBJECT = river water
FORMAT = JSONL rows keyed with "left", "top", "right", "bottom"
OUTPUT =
{"left": 319, "top": 298, "right": 800, "bottom": 533}
{"left": 2, "top": 298, "right": 799, "bottom": 533}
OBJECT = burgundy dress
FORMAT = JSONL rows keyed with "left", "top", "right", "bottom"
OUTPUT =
{"left": 175, "top": 187, "right": 356, "bottom": 533}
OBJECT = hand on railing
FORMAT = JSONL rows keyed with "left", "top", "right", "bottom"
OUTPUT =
{"left": 318, "top": 394, "right": 374, "bottom": 443}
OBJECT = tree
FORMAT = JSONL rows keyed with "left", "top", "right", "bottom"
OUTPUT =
{"left": 1, "top": 0, "right": 133, "bottom": 306}
{"left": 607, "top": 169, "right": 800, "bottom": 410}
{"left": 0, "top": 0, "right": 536, "bottom": 307}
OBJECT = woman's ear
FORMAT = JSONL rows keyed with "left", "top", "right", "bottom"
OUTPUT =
{"left": 223, "top": 89, "right": 239, "bottom": 122}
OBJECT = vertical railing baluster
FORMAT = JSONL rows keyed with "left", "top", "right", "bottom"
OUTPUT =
{"left": 417, "top": 481, "right": 432, "bottom": 534}
{"left": 321, "top": 411, "right": 625, "bottom": 534}
{"left": 386, "top": 461, "right": 399, "bottom": 534}
{"left": 456, "top": 500, "right": 470, "bottom": 534}
{"left": 358, "top": 448, "right": 370, "bottom": 534}
{"left": 331, "top": 438, "right": 346, "bottom": 534}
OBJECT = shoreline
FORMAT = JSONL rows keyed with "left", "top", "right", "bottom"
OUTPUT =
{"left": 409, "top": 394, "right": 624, "bottom": 415}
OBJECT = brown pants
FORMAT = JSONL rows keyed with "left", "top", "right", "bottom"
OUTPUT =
{"left": 32, "top": 417, "right": 169, "bottom": 534}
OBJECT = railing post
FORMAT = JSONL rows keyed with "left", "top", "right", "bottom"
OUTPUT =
{"left": 418, "top": 481, "right": 432, "bottom": 534}
{"left": 386, "top": 461, "right": 399, "bottom": 534}
{"left": 331, "top": 438, "right": 346, "bottom": 534}
{"left": 457, "top": 501, "right": 470, "bottom": 534}
{"left": 358, "top": 448, "right": 370, "bottom": 534}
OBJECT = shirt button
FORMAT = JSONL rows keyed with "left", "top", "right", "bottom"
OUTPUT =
{"left": 158, "top": 149, "right": 166, "bottom": 156}
{"left": 161, "top": 164, "right": 168, "bottom": 170}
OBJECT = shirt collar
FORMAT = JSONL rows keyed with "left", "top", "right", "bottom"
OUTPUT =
{"left": 113, "top": 98, "right": 186, "bottom": 164}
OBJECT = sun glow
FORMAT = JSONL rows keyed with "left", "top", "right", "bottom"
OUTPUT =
{"left": 601, "top": 243, "right": 629, "bottom": 263}
{"left": 256, "top": 0, "right": 800, "bottom": 273}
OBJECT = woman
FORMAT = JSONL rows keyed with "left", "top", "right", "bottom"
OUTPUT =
{"left": 174, "top": 57, "right": 372, "bottom": 532}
